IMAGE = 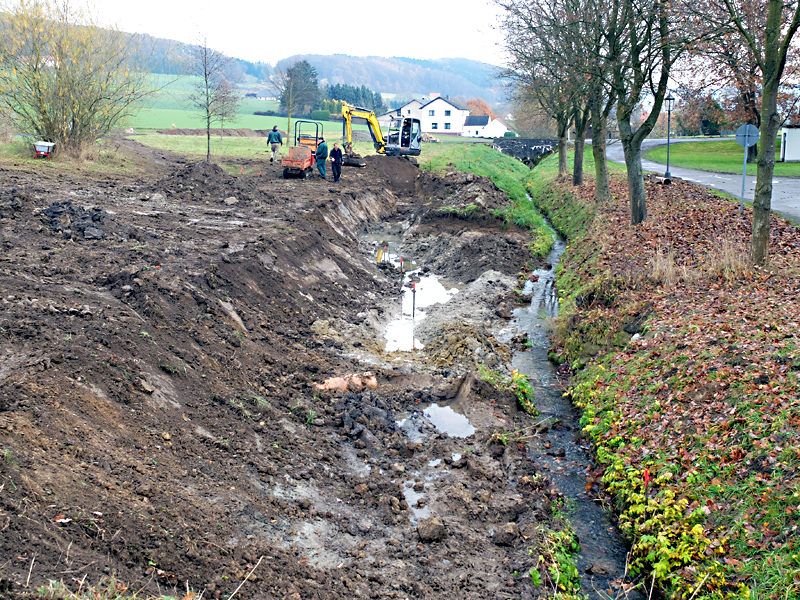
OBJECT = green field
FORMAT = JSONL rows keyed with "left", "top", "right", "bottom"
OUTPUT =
{"left": 130, "top": 133, "right": 484, "bottom": 165}
{"left": 127, "top": 74, "right": 346, "bottom": 133}
{"left": 646, "top": 139, "right": 800, "bottom": 177}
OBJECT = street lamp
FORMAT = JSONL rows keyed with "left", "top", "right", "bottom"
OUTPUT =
{"left": 664, "top": 92, "right": 675, "bottom": 178}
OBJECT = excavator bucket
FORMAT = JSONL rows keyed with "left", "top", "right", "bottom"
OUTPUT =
{"left": 343, "top": 152, "right": 366, "bottom": 168}
{"left": 343, "top": 142, "right": 366, "bottom": 168}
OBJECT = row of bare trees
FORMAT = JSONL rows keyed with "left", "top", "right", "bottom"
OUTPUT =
{"left": 497, "top": 0, "right": 800, "bottom": 264}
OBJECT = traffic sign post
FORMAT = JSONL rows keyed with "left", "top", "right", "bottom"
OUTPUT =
{"left": 736, "top": 124, "right": 760, "bottom": 214}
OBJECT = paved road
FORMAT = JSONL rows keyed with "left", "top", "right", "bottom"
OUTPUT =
{"left": 605, "top": 137, "right": 800, "bottom": 223}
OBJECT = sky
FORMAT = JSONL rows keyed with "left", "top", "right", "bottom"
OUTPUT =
{"left": 89, "top": 0, "right": 509, "bottom": 67}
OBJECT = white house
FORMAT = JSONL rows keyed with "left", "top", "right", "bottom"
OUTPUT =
{"left": 418, "top": 97, "right": 470, "bottom": 134}
{"left": 461, "top": 116, "right": 515, "bottom": 138}
{"left": 378, "top": 97, "right": 470, "bottom": 134}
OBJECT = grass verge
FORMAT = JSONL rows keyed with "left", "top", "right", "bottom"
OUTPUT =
{"left": 645, "top": 139, "right": 800, "bottom": 177}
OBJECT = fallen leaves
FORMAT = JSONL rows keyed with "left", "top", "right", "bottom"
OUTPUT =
{"left": 546, "top": 174, "right": 800, "bottom": 594}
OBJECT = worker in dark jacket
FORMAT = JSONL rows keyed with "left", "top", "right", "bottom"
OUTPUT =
{"left": 315, "top": 138, "right": 328, "bottom": 179}
{"left": 267, "top": 126, "right": 282, "bottom": 163}
{"left": 330, "top": 142, "right": 343, "bottom": 182}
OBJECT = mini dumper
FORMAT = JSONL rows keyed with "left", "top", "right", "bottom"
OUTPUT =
{"left": 282, "top": 121, "right": 323, "bottom": 178}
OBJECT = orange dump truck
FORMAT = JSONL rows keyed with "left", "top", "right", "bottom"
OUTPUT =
{"left": 282, "top": 121, "right": 322, "bottom": 178}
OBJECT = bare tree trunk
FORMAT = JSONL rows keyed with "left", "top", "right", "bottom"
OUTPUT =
{"left": 206, "top": 110, "right": 212, "bottom": 162}
{"left": 557, "top": 115, "right": 569, "bottom": 180}
{"left": 747, "top": 142, "right": 758, "bottom": 163}
{"left": 592, "top": 123, "right": 611, "bottom": 203}
{"left": 620, "top": 120, "right": 647, "bottom": 224}
{"left": 572, "top": 107, "right": 590, "bottom": 186}
{"left": 589, "top": 84, "right": 612, "bottom": 203}
{"left": 751, "top": 42, "right": 782, "bottom": 263}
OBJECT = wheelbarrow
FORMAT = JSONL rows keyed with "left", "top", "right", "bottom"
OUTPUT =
{"left": 34, "top": 141, "right": 55, "bottom": 158}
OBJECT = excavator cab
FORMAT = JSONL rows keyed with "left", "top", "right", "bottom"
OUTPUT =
{"left": 386, "top": 117, "right": 421, "bottom": 156}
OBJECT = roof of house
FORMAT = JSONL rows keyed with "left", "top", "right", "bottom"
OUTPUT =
{"left": 464, "top": 116, "right": 490, "bottom": 127}
{"left": 394, "top": 99, "right": 422, "bottom": 111}
{"left": 419, "top": 97, "right": 469, "bottom": 111}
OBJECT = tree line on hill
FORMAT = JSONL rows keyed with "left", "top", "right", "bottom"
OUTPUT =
{"left": 276, "top": 54, "right": 504, "bottom": 104}
{"left": 254, "top": 61, "right": 386, "bottom": 122}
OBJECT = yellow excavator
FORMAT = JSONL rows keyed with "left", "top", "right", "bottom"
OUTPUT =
{"left": 341, "top": 103, "right": 422, "bottom": 167}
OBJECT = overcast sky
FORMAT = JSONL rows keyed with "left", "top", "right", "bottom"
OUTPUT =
{"left": 89, "top": 0, "right": 509, "bottom": 67}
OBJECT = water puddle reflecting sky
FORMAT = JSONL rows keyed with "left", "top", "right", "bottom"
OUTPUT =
{"left": 385, "top": 274, "right": 459, "bottom": 352}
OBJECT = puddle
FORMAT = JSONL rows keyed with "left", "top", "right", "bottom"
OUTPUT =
{"left": 402, "top": 481, "right": 430, "bottom": 524}
{"left": 360, "top": 231, "right": 461, "bottom": 353}
{"left": 422, "top": 403, "right": 475, "bottom": 438}
{"left": 512, "top": 236, "right": 631, "bottom": 599}
{"left": 396, "top": 403, "right": 475, "bottom": 442}
{"left": 385, "top": 273, "right": 459, "bottom": 352}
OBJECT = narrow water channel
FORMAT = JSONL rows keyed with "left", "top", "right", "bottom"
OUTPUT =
{"left": 512, "top": 238, "right": 635, "bottom": 599}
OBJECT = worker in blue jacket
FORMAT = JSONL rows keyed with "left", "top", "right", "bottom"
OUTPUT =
{"left": 315, "top": 138, "right": 328, "bottom": 179}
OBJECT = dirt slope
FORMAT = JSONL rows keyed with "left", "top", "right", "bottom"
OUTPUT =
{"left": 0, "top": 142, "right": 564, "bottom": 600}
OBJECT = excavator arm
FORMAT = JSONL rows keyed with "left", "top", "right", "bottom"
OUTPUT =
{"left": 342, "top": 103, "right": 387, "bottom": 156}
{"left": 340, "top": 102, "right": 422, "bottom": 165}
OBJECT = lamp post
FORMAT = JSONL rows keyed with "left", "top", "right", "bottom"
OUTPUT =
{"left": 664, "top": 92, "right": 675, "bottom": 178}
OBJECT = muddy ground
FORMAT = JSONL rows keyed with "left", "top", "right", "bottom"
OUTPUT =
{"left": 0, "top": 140, "right": 570, "bottom": 599}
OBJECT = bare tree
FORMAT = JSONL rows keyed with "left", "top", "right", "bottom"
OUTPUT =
{"left": 607, "top": 0, "right": 689, "bottom": 224}
{"left": 497, "top": 0, "right": 583, "bottom": 180}
{"left": 187, "top": 39, "right": 241, "bottom": 162}
{"left": 686, "top": 0, "right": 800, "bottom": 264}
{"left": 497, "top": 0, "right": 619, "bottom": 197}
{"left": 271, "top": 60, "right": 319, "bottom": 141}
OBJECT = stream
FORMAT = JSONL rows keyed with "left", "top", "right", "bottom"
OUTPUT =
{"left": 511, "top": 237, "right": 636, "bottom": 599}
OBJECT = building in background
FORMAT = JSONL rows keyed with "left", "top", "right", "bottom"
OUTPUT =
{"left": 378, "top": 96, "right": 470, "bottom": 134}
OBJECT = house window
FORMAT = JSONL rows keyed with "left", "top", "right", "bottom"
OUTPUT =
{"left": 407, "top": 109, "right": 411, "bottom": 115}
{"left": 444, "top": 123, "right": 451, "bottom": 130}
{"left": 445, "top": 110, "right": 451, "bottom": 116}
{"left": 475, "top": 130, "right": 479, "bottom": 135}
{"left": 429, "top": 110, "right": 435, "bottom": 116}
{"left": 431, "top": 123, "right": 438, "bottom": 129}
{"left": 396, "top": 110, "right": 401, "bottom": 116}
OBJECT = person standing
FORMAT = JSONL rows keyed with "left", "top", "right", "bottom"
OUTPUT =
{"left": 330, "top": 142, "right": 343, "bottom": 183}
{"left": 315, "top": 137, "right": 328, "bottom": 179}
{"left": 267, "top": 126, "right": 282, "bottom": 163}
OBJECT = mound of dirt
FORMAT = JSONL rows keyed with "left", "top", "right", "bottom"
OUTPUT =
{"left": 363, "top": 155, "right": 421, "bottom": 196}
{"left": 423, "top": 321, "right": 512, "bottom": 374}
{"left": 0, "top": 140, "right": 558, "bottom": 600}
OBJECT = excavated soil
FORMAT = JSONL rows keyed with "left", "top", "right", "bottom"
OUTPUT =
{"left": 0, "top": 140, "right": 567, "bottom": 600}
